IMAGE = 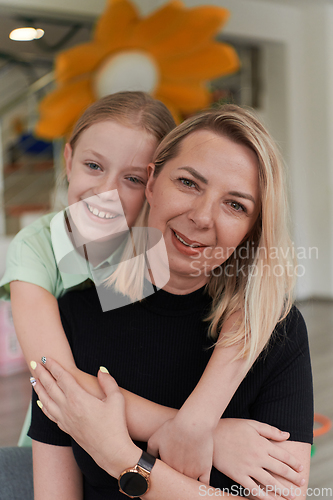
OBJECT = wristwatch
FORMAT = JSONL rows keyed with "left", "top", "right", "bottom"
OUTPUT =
{"left": 118, "top": 450, "right": 156, "bottom": 498}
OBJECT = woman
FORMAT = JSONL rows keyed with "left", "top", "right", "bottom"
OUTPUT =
{"left": 29, "top": 105, "right": 313, "bottom": 499}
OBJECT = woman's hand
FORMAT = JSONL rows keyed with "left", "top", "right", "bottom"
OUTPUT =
{"left": 213, "top": 419, "right": 305, "bottom": 499}
{"left": 147, "top": 412, "right": 213, "bottom": 484}
{"left": 31, "top": 358, "right": 141, "bottom": 478}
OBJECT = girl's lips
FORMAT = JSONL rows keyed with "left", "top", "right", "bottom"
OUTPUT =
{"left": 83, "top": 201, "right": 120, "bottom": 222}
{"left": 171, "top": 229, "right": 209, "bottom": 256}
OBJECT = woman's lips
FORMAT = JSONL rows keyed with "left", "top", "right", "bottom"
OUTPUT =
{"left": 171, "top": 229, "right": 210, "bottom": 256}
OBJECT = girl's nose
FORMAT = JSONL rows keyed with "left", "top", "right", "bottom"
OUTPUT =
{"left": 95, "top": 187, "right": 120, "bottom": 202}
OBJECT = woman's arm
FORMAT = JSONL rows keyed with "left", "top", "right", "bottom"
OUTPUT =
{"left": 32, "top": 440, "right": 83, "bottom": 500}
{"left": 31, "top": 359, "right": 307, "bottom": 499}
{"left": 10, "top": 281, "right": 105, "bottom": 398}
{"left": 32, "top": 363, "right": 310, "bottom": 500}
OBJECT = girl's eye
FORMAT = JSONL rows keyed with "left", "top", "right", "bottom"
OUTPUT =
{"left": 229, "top": 201, "right": 246, "bottom": 213}
{"left": 126, "top": 176, "right": 144, "bottom": 185}
{"left": 179, "top": 178, "right": 196, "bottom": 188}
{"left": 87, "top": 162, "right": 101, "bottom": 171}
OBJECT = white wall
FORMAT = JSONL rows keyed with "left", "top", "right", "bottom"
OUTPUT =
{"left": 0, "top": 0, "right": 332, "bottom": 299}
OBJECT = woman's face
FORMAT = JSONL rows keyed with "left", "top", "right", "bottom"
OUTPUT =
{"left": 146, "top": 130, "right": 261, "bottom": 287}
{"left": 65, "top": 120, "right": 158, "bottom": 243}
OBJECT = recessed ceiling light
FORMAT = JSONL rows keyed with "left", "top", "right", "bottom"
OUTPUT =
{"left": 9, "top": 27, "right": 45, "bottom": 41}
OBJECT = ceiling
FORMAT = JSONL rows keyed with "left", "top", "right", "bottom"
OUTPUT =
{"left": 0, "top": 7, "right": 94, "bottom": 73}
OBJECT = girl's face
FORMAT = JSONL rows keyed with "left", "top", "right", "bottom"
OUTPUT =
{"left": 146, "top": 130, "right": 261, "bottom": 289}
{"left": 65, "top": 120, "right": 158, "bottom": 243}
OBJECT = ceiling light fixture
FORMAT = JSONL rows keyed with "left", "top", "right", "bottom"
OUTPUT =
{"left": 9, "top": 27, "right": 44, "bottom": 41}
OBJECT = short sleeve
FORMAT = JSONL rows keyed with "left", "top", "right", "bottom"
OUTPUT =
{"left": 28, "top": 388, "right": 71, "bottom": 446}
{"left": 250, "top": 307, "right": 314, "bottom": 444}
{"left": 0, "top": 215, "right": 59, "bottom": 300}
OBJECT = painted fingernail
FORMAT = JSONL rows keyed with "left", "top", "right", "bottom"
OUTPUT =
{"left": 99, "top": 366, "right": 109, "bottom": 374}
{"left": 30, "top": 361, "right": 37, "bottom": 370}
{"left": 41, "top": 356, "right": 47, "bottom": 365}
{"left": 37, "top": 400, "right": 43, "bottom": 409}
{"left": 30, "top": 377, "right": 36, "bottom": 387}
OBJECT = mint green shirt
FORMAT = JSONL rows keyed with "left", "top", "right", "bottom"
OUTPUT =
{"left": 0, "top": 210, "right": 124, "bottom": 300}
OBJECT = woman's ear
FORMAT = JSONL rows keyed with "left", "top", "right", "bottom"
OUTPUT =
{"left": 64, "top": 143, "right": 73, "bottom": 182}
{"left": 145, "top": 163, "right": 156, "bottom": 204}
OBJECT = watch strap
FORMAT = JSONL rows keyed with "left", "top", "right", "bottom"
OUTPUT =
{"left": 137, "top": 451, "right": 156, "bottom": 473}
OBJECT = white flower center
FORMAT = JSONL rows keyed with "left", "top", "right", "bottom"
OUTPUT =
{"left": 94, "top": 50, "right": 159, "bottom": 98}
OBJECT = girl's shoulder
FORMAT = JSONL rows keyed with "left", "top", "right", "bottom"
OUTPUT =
{"left": 10, "top": 212, "right": 58, "bottom": 245}
{"left": 0, "top": 212, "right": 61, "bottom": 300}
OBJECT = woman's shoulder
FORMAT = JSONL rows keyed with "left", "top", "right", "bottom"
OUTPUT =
{"left": 274, "top": 304, "right": 308, "bottom": 342}
{"left": 263, "top": 304, "right": 310, "bottom": 366}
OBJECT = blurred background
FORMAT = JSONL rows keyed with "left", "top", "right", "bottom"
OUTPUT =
{"left": 0, "top": 0, "right": 332, "bottom": 495}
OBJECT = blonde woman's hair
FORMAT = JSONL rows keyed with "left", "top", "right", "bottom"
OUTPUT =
{"left": 109, "top": 104, "right": 295, "bottom": 373}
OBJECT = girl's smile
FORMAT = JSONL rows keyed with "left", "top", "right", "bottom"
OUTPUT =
{"left": 65, "top": 120, "right": 158, "bottom": 245}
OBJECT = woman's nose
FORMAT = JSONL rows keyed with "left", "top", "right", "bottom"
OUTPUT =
{"left": 188, "top": 195, "right": 215, "bottom": 229}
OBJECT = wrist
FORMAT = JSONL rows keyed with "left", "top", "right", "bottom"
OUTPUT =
{"left": 177, "top": 405, "right": 217, "bottom": 432}
{"left": 103, "top": 443, "right": 142, "bottom": 479}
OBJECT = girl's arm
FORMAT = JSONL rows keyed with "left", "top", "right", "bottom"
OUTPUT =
{"left": 10, "top": 281, "right": 105, "bottom": 398}
{"left": 148, "top": 311, "right": 247, "bottom": 482}
{"left": 31, "top": 362, "right": 310, "bottom": 500}
{"left": 32, "top": 440, "right": 83, "bottom": 500}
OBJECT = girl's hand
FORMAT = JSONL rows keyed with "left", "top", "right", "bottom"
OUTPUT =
{"left": 31, "top": 358, "right": 141, "bottom": 478}
{"left": 213, "top": 419, "right": 305, "bottom": 499}
{"left": 147, "top": 412, "right": 213, "bottom": 484}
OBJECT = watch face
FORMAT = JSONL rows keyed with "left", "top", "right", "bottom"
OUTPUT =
{"left": 119, "top": 471, "right": 148, "bottom": 497}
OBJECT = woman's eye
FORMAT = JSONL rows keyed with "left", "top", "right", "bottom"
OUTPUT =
{"left": 180, "top": 178, "right": 196, "bottom": 188}
{"left": 87, "top": 162, "right": 101, "bottom": 171}
{"left": 229, "top": 201, "right": 246, "bottom": 213}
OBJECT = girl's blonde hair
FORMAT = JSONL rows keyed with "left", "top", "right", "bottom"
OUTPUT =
{"left": 69, "top": 91, "right": 176, "bottom": 149}
{"left": 109, "top": 104, "right": 295, "bottom": 373}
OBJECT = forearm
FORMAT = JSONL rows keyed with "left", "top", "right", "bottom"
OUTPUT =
{"left": 10, "top": 281, "right": 76, "bottom": 374}
{"left": 101, "top": 441, "right": 242, "bottom": 500}
{"left": 178, "top": 312, "right": 245, "bottom": 428}
{"left": 121, "top": 389, "right": 177, "bottom": 441}
{"left": 32, "top": 440, "right": 83, "bottom": 500}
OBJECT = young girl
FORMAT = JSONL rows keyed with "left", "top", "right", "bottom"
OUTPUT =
{"left": 1, "top": 95, "right": 303, "bottom": 491}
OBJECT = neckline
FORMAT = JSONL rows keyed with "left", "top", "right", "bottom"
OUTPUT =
{"left": 142, "top": 283, "right": 210, "bottom": 314}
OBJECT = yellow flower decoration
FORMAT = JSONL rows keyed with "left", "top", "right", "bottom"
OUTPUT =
{"left": 35, "top": 0, "right": 239, "bottom": 139}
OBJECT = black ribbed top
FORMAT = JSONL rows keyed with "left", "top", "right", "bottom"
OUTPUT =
{"left": 29, "top": 286, "right": 313, "bottom": 499}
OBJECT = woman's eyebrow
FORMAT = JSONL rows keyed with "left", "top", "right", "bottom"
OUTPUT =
{"left": 228, "top": 191, "right": 255, "bottom": 204}
{"left": 177, "top": 166, "right": 208, "bottom": 184}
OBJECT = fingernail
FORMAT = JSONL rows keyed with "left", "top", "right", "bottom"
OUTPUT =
{"left": 37, "top": 400, "right": 43, "bottom": 409}
{"left": 99, "top": 366, "right": 109, "bottom": 374}
{"left": 298, "top": 465, "right": 304, "bottom": 472}
{"left": 41, "top": 356, "right": 47, "bottom": 365}
{"left": 30, "top": 377, "right": 36, "bottom": 387}
{"left": 300, "top": 478, "right": 305, "bottom": 485}
{"left": 30, "top": 361, "right": 37, "bottom": 370}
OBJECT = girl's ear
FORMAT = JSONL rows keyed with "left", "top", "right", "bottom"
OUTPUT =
{"left": 64, "top": 143, "right": 73, "bottom": 182}
{"left": 145, "top": 163, "right": 156, "bottom": 204}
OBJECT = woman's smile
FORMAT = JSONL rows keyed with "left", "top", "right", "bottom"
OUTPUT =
{"left": 146, "top": 129, "right": 261, "bottom": 291}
